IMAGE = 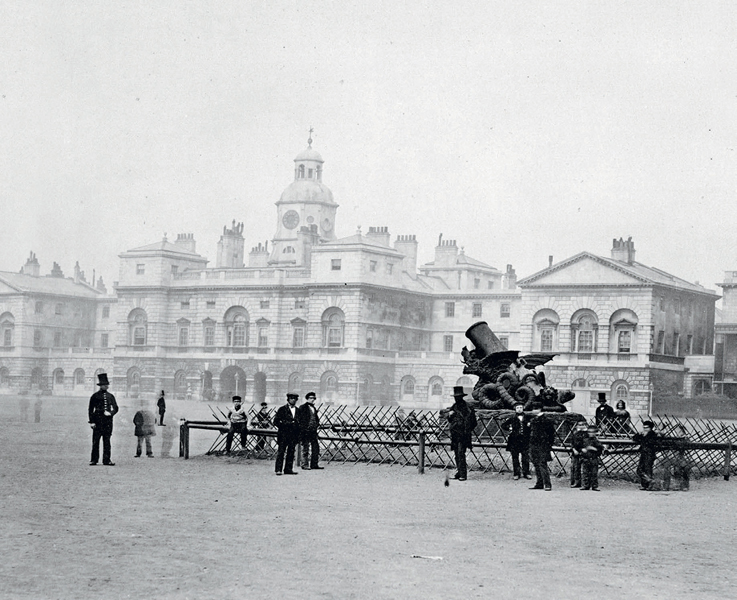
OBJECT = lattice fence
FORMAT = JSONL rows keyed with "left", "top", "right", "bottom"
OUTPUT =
{"left": 191, "top": 405, "right": 736, "bottom": 481}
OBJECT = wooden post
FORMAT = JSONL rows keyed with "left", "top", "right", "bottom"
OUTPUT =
{"left": 418, "top": 431, "right": 425, "bottom": 474}
{"left": 724, "top": 441, "right": 732, "bottom": 481}
{"left": 179, "top": 420, "right": 189, "bottom": 459}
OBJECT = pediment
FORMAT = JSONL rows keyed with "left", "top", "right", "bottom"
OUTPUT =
{"left": 522, "top": 255, "right": 645, "bottom": 287}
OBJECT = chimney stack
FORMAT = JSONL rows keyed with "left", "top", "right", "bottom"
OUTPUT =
{"left": 434, "top": 234, "right": 459, "bottom": 268}
{"left": 611, "top": 237, "right": 636, "bottom": 264}
{"left": 548, "top": 255, "right": 553, "bottom": 268}
{"left": 366, "top": 226, "right": 391, "bottom": 247}
{"left": 503, "top": 264, "right": 517, "bottom": 289}
{"left": 21, "top": 251, "right": 40, "bottom": 277}
{"left": 175, "top": 233, "right": 197, "bottom": 254}
{"left": 216, "top": 221, "right": 245, "bottom": 268}
{"left": 394, "top": 235, "right": 418, "bottom": 275}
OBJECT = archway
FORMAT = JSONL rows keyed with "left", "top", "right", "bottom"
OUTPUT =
{"left": 127, "top": 367, "right": 141, "bottom": 398}
{"left": 74, "top": 368, "right": 85, "bottom": 390}
{"left": 30, "top": 367, "right": 44, "bottom": 391}
{"left": 174, "top": 370, "right": 188, "bottom": 400}
{"left": 52, "top": 368, "right": 65, "bottom": 392}
{"left": 220, "top": 365, "right": 247, "bottom": 401}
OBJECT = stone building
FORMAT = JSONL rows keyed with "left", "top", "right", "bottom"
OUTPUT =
{"left": 0, "top": 252, "right": 115, "bottom": 394}
{"left": 516, "top": 238, "right": 718, "bottom": 416}
{"left": 714, "top": 270, "right": 737, "bottom": 397}
{"left": 111, "top": 138, "right": 522, "bottom": 408}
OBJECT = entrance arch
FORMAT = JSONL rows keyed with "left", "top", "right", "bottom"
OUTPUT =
{"left": 220, "top": 366, "right": 247, "bottom": 401}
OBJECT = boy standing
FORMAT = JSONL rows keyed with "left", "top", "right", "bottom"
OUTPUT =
{"left": 633, "top": 420, "right": 660, "bottom": 490}
{"left": 580, "top": 424, "right": 604, "bottom": 491}
{"left": 569, "top": 420, "right": 589, "bottom": 488}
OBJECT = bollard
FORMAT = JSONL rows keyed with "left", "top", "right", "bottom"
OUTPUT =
{"left": 179, "top": 420, "right": 189, "bottom": 459}
{"left": 725, "top": 441, "right": 732, "bottom": 481}
{"left": 418, "top": 431, "right": 426, "bottom": 474}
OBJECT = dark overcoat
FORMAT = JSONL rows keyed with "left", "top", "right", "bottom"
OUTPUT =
{"left": 528, "top": 414, "right": 555, "bottom": 463}
{"left": 274, "top": 404, "right": 301, "bottom": 444}
{"left": 505, "top": 414, "right": 531, "bottom": 452}
{"left": 88, "top": 390, "right": 119, "bottom": 431}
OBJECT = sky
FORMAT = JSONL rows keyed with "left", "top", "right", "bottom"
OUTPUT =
{"left": 1, "top": 1, "right": 735, "bottom": 295}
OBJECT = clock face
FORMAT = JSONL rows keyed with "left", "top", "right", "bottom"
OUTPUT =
{"left": 282, "top": 210, "right": 300, "bottom": 230}
{"left": 322, "top": 218, "right": 333, "bottom": 232}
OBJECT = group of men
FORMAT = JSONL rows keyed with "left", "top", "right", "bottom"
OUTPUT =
{"left": 86, "top": 373, "right": 686, "bottom": 490}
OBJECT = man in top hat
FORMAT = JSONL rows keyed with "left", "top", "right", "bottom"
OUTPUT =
{"left": 274, "top": 393, "right": 301, "bottom": 475}
{"left": 443, "top": 386, "right": 477, "bottom": 481}
{"left": 224, "top": 396, "right": 249, "bottom": 454}
{"left": 88, "top": 373, "right": 119, "bottom": 466}
{"left": 156, "top": 390, "right": 166, "bottom": 426}
{"left": 595, "top": 392, "right": 615, "bottom": 435}
{"left": 297, "top": 392, "right": 323, "bottom": 470}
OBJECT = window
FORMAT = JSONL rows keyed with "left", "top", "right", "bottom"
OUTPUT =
{"left": 75, "top": 369, "right": 85, "bottom": 385}
{"left": 204, "top": 326, "right": 215, "bottom": 346}
{"left": 136, "top": 264, "right": 145, "bottom": 275}
{"left": 55, "top": 303, "right": 63, "bottom": 315}
{"left": 615, "top": 384, "right": 629, "bottom": 402}
{"left": 233, "top": 318, "right": 247, "bottom": 346}
{"left": 656, "top": 330, "right": 665, "bottom": 354}
{"left": 500, "top": 303, "right": 510, "bottom": 318}
{"left": 180, "top": 300, "right": 190, "bottom": 309}
{"left": 431, "top": 382, "right": 443, "bottom": 396}
{"left": 541, "top": 329, "right": 553, "bottom": 352}
{"left": 225, "top": 308, "right": 249, "bottom": 347}
{"left": 258, "top": 327, "right": 268, "bottom": 347}
{"left": 171, "top": 265, "right": 178, "bottom": 276}
{"left": 571, "top": 311, "right": 598, "bottom": 353}
{"left": 474, "top": 278, "right": 481, "bottom": 289}
{"left": 578, "top": 330, "right": 593, "bottom": 352}
{"left": 129, "top": 309, "right": 148, "bottom": 346}
{"left": 54, "top": 370, "right": 64, "bottom": 384}
{"left": 487, "top": 281, "right": 494, "bottom": 289}
{"left": 618, "top": 330, "right": 631, "bottom": 353}
{"left": 386, "top": 263, "right": 393, "bottom": 275}
{"left": 54, "top": 331, "right": 62, "bottom": 347}
{"left": 33, "top": 330, "right": 42, "bottom": 347}
{"left": 101, "top": 333, "right": 109, "bottom": 348}
{"left": 403, "top": 379, "right": 415, "bottom": 394}
{"left": 35, "top": 301, "right": 43, "bottom": 314}
{"left": 133, "top": 327, "right": 146, "bottom": 346}
{"left": 179, "top": 326, "right": 189, "bottom": 347}
{"left": 472, "top": 303, "right": 482, "bottom": 318}
{"left": 331, "top": 259, "right": 342, "bottom": 271}
{"left": 370, "top": 261, "right": 377, "bottom": 272}
{"left": 366, "top": 328, "right": 373, "bottom": 349}
{"left": 3, "top": 329, "right": 11, "bottom": 346}
{"left": 308, "top": 168, "right": 313, "bottom": 178}
{"left": 674, "top": 298, "right": 681, "bottom": 315}
{"left": 260, "top": 300, "right": 270, "bottom": 309}
{"left": 294, "top": 299, "right": 306, "bottom": 309}
{"left": 694, "top": 379, "right": 711, "bottom": 396}
{"left": 206, "top": 301, "right": 216, "bottom": 309}
{"left": 292, "top": 327, "right": 304, "bottom": 348}
{"left": 499, "top": 336, "right": 509, "bottom": 349}
{"left": 659, "top": 297, "right": 665, "bottom": 311}
{"left": 445, "top": 302, "right": 455, "bottom": 317}
{"left": 322, "top": 308, "right": 345, "bottom": 348}
{"left": 672, "top": 332, "right": 680, "bottom": 356}
{"left": 444, "top": 335, "right": 453, "bottom": 352}
{"left": 102, "top": 306, "right": 110, "bottom": 318}
{"left": 686, "top": 335, "right": 693, "bottom": 354}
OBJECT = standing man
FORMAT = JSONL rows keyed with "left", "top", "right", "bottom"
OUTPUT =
{"left": 274, "top": 393, "right": 301, "bottom": 475}
{"left": 528, "top": 402, "right": 555, "bottom": 491}
{"left": 579, "top": 424, "right": 605, "bottom": 491}
{"left": 595, "top": 392, "right": 615, "bottom": 435}
{"left": 157, "top": 390, "right": 166, "bottom": 426}
{"left": 504, "top": 403, "right": 531, "bottom": 480}
{"left": 133, "top": 406, "right": 156, "bottom": 458}
{"left": 569, "top": 420, "right": 589, "bottom": 488}
{"left": 633, "top": 420, "right": 660, "bottom": 490}
{"left": 297, "top": 392, "right": 323, "bottom": 470}
{"left": 443, "top": 386, "right": 477, "bottom": 482}
{"left": 88, "top": 373, "right": 119, "bottom": 466}
{"left": 224, "top": 396, "right": 248, "bottom": 455}
{"left": 251, "top": 401, "right": 272, "bottom": 455}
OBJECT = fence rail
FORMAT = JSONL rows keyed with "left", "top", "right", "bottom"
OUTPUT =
{"left": 179, "top": 405, "right": 737, "bottom": 483}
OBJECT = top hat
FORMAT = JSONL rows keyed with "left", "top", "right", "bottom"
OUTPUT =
{"left": 96, "top": 373, "right": 110, "bottom": 386}
{"left": 260, "top": 402, "right": 268, "bottom": 407}
{"left": 232, "top": 395, "right": 242, "bottom": 402}
{"left": 452, "top": 386, "right": 467, "bottom": 398}
{"left": 287, "top": 393, "right": 299, "bottom": 399}
{"left": 465, "top": 321, "right": 520, "bottom": 366}
{"left": 642, "top": 420, "right": 654, "bottom": 428}
{"left": 305, "top": 391, "right": 316, "bottom": 399}
{"left": 597, "top": 392, "right": 607, "bottom": 402}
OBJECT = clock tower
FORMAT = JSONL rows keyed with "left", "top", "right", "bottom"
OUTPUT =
{"left": 269, "top": 134, "right": 338, "bottom": 266}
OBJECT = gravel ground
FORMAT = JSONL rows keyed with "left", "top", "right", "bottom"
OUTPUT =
{"left": 1, "top": 394, "right": 736, "bottom": 600}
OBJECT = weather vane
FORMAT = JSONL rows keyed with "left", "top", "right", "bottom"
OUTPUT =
{"left": 308, "top": 126, "right": 314, "bottom": 146}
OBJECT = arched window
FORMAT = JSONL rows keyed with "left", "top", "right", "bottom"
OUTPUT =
{"left": 572, "top": 378, "right": 588, "bottom": 388}
{"left": 533, "top": 309, "right": 559, "bottom": 352}
{"left": 224, "top": 307, "right": 250, "bottom": 348}
{"left": 693, "top": 379, "right": 711, "bottom": 396}
{"left": 402, "top": 377, "right": 415, "bottom": 395}
{"left": 322, "top": 308, "right": 345, "bottom": 348}
{"left": 288, "top": 372, "right": 302, "bottom": 394}
{"left": 128, "top": 308, "right": 148, "bottom": 346}
{"left": 298, "top": 164, "right": 305, "bottom": 178}
{"left": 570, "top": 310, "right": 598, "bottom": 354}
{"left": 610, "top": 309, "right": 638, "bottom": 356}
{"left": 321, "top": 371, "right": 339, "bottom": 402}
{"left": 0, "top": 312, "right": 14, "bottom": 347}
{"left": 53, "top": 368, "right": 64, "bottom": 385}
{"left": 428, "top": 377, "right": 444, "bottom": 401}
{"left": 74, "top": 368, "right": 85, "bottom": 386}
{"left": 614, "top": 382, "right": 629, "bottom": 402}
{"left": 202, "top": 318, "right": 216, "bottom": 347}
{"left": 0, "top": 367, "right": 10, "bottom": 387}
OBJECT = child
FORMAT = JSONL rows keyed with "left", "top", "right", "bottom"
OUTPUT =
{"left": 633, "top": 420, "right": 660, "bottom": 490}
{"left": 580, "top": 424, "right": 604, "bottom": 491}
{"left": 569, "top": 420, "right": 589, "bottom": 488}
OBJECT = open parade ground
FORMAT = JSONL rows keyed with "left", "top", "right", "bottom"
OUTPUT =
{"left": 1, "top": 394, "right": 736, "bottom": 600}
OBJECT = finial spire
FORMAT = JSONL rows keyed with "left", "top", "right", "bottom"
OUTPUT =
{"left": 308, "top": 127, "right": 314, "bottom": 147}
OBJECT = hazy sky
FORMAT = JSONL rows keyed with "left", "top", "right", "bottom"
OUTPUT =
{"left": 2, "top": 2, "right": 735, "bottom": 295}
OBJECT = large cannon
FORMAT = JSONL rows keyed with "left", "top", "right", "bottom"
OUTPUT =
{"left": 461, "top": 321, "right": 575, "bottom": 412}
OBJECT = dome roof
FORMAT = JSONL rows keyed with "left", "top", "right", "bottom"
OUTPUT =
{"left": 278, "top": 179, "right": 337, "bottom": 206}
{"left": 294, "top": 146, "right": 324, "bottom": 163}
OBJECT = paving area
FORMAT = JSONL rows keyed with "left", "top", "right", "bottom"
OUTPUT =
{"left": 1, "top": 395, "right": 736, "bottom": 600}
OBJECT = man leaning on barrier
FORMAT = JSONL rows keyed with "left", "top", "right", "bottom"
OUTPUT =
{"left": 224, "top": 396, "right": 248, "bottom": 455}
{"left": 274, "top": 393, "right": 301, "bottom": 475}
